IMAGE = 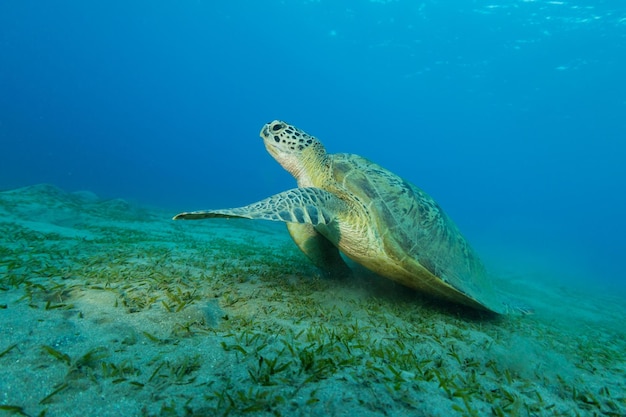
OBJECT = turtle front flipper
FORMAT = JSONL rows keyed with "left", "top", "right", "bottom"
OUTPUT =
{"left": 287, "top": 223, "right": 352, "bottom": 279}
{"left": 172, "top": 187, "right": 346, "bottom": 226}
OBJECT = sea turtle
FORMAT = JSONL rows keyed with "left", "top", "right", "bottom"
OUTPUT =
{"left": 174, "top": 120, "right": 509, "bottom": 314}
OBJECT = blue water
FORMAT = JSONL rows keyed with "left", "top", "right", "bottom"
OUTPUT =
{"left": 1, "top": 1, "right": 625, "bottom": 287}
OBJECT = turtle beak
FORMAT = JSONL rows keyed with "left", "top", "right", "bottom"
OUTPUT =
{"left": 261, "top": 124, "right": 277, "bottom": 156}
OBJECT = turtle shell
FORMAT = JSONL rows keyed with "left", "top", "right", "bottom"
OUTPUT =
{"left": 328, "top": 153, "right": 504, "bottom": 313}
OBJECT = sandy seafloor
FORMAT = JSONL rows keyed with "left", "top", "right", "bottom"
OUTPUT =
{"left": 0, "top": 184, "right": 624, "bottom": 417}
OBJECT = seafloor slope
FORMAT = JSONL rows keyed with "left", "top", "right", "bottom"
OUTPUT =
{"left": 0, "top": 184, "right": 624, "bottom": 417}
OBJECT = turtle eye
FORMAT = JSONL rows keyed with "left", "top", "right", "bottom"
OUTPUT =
{"left": 272, "top": 123, "right": 283, "bottom": 132}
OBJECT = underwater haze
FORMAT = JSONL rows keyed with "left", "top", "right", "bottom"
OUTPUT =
{"left": 2, "top": 2, "right": 626, "bottom": 416}
{"left": 1, "top": 0, "right": 625, "bottom": 289}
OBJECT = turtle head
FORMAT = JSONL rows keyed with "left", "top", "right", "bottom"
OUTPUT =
{"left": 261, "top": 120, "right": 327, "bottom": 184}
